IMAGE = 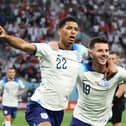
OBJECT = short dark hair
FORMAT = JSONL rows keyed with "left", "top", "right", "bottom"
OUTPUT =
{"left": 89, "top": 37, "right": 109, "bottom": 49}
{"left": 8, "top": 67, "right": 16, "bottom": 71}
{"left": 8, "top": 67, "right": 15, "bottom": 70}
{"left": 57, "top": 16, "right": 78, "bottom": 29}
{"left": 110, "top": 51, "right": 119, "bottom": 55}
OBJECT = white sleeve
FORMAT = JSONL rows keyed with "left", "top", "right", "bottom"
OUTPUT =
{"left": 18, "top": 80, "right": 25, "bottom": 89}
{"left": 79, "top": 44, "right": 89, "bottom": 59}
{"left": 117, "top": 66, "right": 126, "bottom": 84}
{"left": 0, "top": 80, "right": 4, "bottom": 95}
{"left": 32, "top": 43, "right": 53, "bottom": 58}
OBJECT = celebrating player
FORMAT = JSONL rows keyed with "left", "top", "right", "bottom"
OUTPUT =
{"left": 70, "top": 37, "right": 126, "bottom": 126}
{"left": 0, "top": 16, "right": 88, "bottom": 126}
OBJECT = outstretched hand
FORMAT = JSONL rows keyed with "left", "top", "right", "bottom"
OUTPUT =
{"left": 0, "top": 26, "right": 6, "bottom": 38}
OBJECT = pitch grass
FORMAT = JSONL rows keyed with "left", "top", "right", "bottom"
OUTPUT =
{"left": 0, "top": 110, "right": 126, "bottom": 126}
{"left": 62, "top": 110, "right": 126, "bottom": 126}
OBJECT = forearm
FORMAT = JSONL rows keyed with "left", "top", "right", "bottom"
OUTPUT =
{"left": 18, "top": 89, "right": 25, "bottom": 96}
{"left": 115, "top": 84, "right": 126, "bottom": 98}
{"left": 2, "top": 35, "right": 35, "bottom": 54}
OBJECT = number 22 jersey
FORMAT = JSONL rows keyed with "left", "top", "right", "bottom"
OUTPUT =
{"left": 31, "top": 43, "right": 88, "bottom": 111}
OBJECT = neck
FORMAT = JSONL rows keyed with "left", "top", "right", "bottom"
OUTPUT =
{"left": 8, "top": 78, "right": 14, "bottom": 81}
{"left": 58, "top": 41, "right": 73, "bottom": 50}
{"left": 92, "top": 62, "right": 106, "bottom": 74}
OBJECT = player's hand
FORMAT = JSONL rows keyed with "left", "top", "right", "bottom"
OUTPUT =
{"left": 105, "top": 60, "right": 117, "bottom": 80}
{"left": 48, "top": 41, "right": 59, "bottom": 51}
{"left": 0, "top": 26, "right": 7, "bottom": 38}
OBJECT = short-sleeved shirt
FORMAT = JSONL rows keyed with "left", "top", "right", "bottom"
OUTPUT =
{"left": 73, "top": 63, "right": 126, "bottom": 126}
{"left": 0, "top": 78, "right": 25, "bottom": 107}
{"left": 31, "top": 43, "right": 88, "bottom": 111}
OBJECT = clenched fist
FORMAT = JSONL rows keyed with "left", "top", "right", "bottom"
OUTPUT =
{"left": 0, "top": 26, "right": 7, "bottom": 38}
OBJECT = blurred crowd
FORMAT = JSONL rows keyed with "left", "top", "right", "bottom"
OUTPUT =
{"left": 0, "top": 0, "right": 126, "bottom": 83}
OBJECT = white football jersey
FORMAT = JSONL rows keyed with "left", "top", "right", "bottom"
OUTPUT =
{"left": 73, "top": 63, "right": 126, "bottom": 126}
{"left": 31, "top": 43, "right": 88, "bottom": 111}
{"left": 0, "top": 78, "right": 24, "bottom": 107}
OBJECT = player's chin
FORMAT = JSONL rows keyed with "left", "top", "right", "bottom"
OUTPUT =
{"left": 100, "top": 62, "right": 107, "bottom": 66}
{"left": 99, "top": 60, "right": 107, "bottom": 65}
{"left": 68, "top": 40, "right": 75, "bottom": 45}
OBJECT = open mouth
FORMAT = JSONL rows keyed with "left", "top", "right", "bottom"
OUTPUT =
{"left": 69, "top": 36, "right": 76, "bottom": 41}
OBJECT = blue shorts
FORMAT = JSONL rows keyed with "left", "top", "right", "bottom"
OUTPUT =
{"left": 70, "top": 117, "right": 91, "bottom": 126}
{"left": 25, "top": 100, "right": 64, "bottom": 126}
{"left": 2, "top": 106, "right": 18, "bottom": 119}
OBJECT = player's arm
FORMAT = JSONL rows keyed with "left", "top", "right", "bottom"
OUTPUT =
{"left": 105, "top": 61, "right": 117, "bottom": 80}
{"left": 0, "top": 82, "right": 3, "bottom": 101}
{"left": 17, "top": 89, "right": 25, "bottom": 97}
{"left": 0, "top": 26, "right": 35, "bottom": 54}
{"left": 115, "top": 84, "right": 126, "bottom": 98}
{"left": 17, "top": 80, "right": 25, "bottom": 97}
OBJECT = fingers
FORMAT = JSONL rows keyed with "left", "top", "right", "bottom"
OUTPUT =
{"left": 0, "top": 26, "right": 4, "bottom": 35}
{"left": 0, "top": 26, "right": 2, "bottom": 35}
{"left": 0, "top": 26, "right": 6, "bottom": 37}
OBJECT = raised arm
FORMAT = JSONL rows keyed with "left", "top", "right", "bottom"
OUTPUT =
{"left": 0, "top": 26, "right": 35, "bottom": 54}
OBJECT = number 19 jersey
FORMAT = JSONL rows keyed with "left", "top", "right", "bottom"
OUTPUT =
{"left": 73, "top": 63, "right": 126, "bottom": 126}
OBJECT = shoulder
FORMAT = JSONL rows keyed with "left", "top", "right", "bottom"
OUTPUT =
{"left": 32, "top": 43, "right": 54, "bottom": 55}
{"left": 80, "top": 63, "right": 92, "bottom": 72}
{"left": 0, "top": 78, "right": 8, "bottom": 84}
{"left": 32, "top": 43, "right": 52, "bottom": 50}
{"left": 72, "top": 43, "right": 88, "bottom": 58}
{"left": 72, "top": 43, "right": 88, "bottom": 51}
{"left": 14, "top": 78, "right": 23, "bottom": 83}
{"left": 116, "top": 65, "right": 126, "bottom": 72}
{"left": 115, "top": 65, "right": 126, "bottom": 78}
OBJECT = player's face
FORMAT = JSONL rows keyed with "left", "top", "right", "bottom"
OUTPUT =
{"left": 89, "top": 43, "right": 109, "bottom": 66}
{"left": 58, "top": 21, "right": 79, "bottom": 46}
{"left": 109, "top": 54, "right": 119, "bottom": 64}
{"left": 7, "top": 69, "right": 16, "bottom": 80}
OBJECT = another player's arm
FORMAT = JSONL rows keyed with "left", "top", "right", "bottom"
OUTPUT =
{"left": 115, "top": 84, "right": 126, "bottom": 98}
{"left": 0, "top": 26, "right": 35, "bottom": 54}
{"left": 0, "top": 82, "right": 3, "bottom": 101}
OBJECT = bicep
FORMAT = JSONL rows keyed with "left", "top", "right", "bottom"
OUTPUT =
{"left": 22, "top": 43, "right": 36, "bottom": 55}
{"left": 115, "top": 84, "right": 126, "bottom": 97}
{"left": 118, "top": 84, "right": 126, "bottom": 92}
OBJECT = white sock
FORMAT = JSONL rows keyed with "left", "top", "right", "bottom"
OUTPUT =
{"left": 4, "top": 121, "right": 11, "bottom": 126}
